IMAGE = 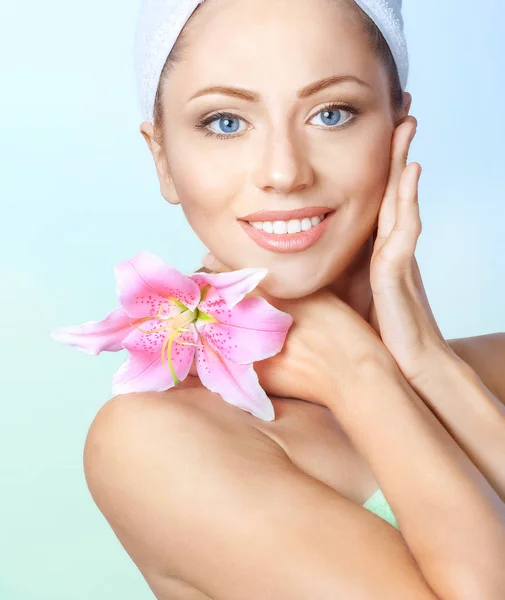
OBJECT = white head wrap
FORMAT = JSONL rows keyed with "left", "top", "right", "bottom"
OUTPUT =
{"left": 134, "top": 0, "right": 409, "bottom": 123}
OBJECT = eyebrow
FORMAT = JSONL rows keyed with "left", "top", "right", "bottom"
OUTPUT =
{"left": 188, "top": 74, "right": 371, "bottom": 102}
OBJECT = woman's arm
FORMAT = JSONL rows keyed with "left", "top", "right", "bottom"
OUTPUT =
{"left": 314, "top": 344, "right": 505, "bottom": 600}
{"left": 84, "top": 391, "right": 442, "bottom": 600}
{"left": 407, "top": 345, "right": 505, "bottom": 503}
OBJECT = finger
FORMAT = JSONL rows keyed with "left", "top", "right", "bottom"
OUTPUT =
{"left": 367, "top": 298, "right": 381, "bottom": 335}
{"left": 201, "top": 252, "right": 232, "bottom": 273}
{"left": 411, "top": 256, "right": 445, "bottom": 337}
{"left": 385, "top": 117, "right": 417, "bottom": 204}
{"left": 376, "top": 117, "right": 418, "bottom": 249}
{"left": 378, "top": 162, "right": 422, "bottom": 267}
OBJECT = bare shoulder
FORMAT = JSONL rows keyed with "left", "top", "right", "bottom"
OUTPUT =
{"left": 83, "top": 384, "right": 290, "bottom": 592}
{"left": 83, "top": 382, "right": 290, "bottom": 546}
{"left": 83, "top": 384, "right": 440, "bottom": 600}
{"left": 84, "top": 381, "right": 288, "bottom": 475}
{"left": 448, "top": 331, "right": 505, "bottom": 401}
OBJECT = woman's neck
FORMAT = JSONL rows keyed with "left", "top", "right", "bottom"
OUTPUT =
{"left": 326, "top": 231, "right": 375, "bottom": 326}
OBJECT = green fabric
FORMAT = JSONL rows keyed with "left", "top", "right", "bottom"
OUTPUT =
{"left": 362, "top": 488, "right": 400, "bottom": 530}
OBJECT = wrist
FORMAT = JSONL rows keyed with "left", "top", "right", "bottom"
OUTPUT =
{"left": 406, "top": 347, "right": 505, "bottom": 421}
{"left": 306, "top": 339, "right": 400, "bottom": 408}
{"left": 289, "top": 297, "right": 400, "bottom": 406}
{"left": 319, "top": 355, "right": 424, "bottom": 436}
{"left": 408, "top": 346, "right": 480, "bottom": 396}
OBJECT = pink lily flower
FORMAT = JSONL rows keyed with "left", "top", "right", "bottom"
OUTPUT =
{"left": 50, "top": 251, "right": 292, "bottom": 421}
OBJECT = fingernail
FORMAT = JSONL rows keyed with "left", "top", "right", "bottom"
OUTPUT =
{"left": 409, "top": 127, "right": 417, "bottom": 143}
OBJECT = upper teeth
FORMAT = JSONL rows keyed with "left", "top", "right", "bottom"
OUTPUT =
{"left": 248, "top": 215, "right": 324, "bottom": 234}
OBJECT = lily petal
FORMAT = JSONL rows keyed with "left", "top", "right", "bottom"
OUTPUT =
{"left": 112, "top": 323, "right": 198, "bottom": 395}
{"left": 195, "top": 336, "right": 275, "bottom": 421}
{"left": 50, "top": 306, "right": 133, "bottom": 355}
{"left": 196, "top": 292, "right": 292, "bottom": 364}
{"left": 115, "top": 251, "right": 201, "bottom": 318}
{"left": 190, "top": 268, "right": 267, "bottom": 309}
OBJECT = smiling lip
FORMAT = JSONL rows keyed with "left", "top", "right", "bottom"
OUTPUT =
{"left": 239, "top": 210, "right": 336, "bottom": 254}
{"left": 239, "top": 206, "right": 334, "bottom": 222}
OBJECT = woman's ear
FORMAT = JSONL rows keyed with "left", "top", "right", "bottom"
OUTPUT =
{"left": 403, "top": 92, "right": 412, "bottom": 116}
{"left": 139, "top": 121, "right": 180, "bottom": 205}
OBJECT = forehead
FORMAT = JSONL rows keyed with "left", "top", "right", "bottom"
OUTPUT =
{"left": 170, "top": 0, "right": 383, "bottom": 95}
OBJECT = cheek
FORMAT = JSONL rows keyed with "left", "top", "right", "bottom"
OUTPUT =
{"left": 340, "top": 131, "right": 392, "bottom": 204}
{"left": 167, "top": 150, "right": 239, "bottom": 222}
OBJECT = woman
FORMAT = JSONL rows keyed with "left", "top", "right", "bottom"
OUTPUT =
{"left": 83, "top": 0, "right": 505, "bottom": 597}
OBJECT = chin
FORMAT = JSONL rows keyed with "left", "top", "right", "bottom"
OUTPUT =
{"left": 257, "top": 267, "right": 330, "bottom": 299}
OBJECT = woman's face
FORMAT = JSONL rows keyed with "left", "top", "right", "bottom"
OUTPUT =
{"left": 142, "top": 0, "right": 408, "bottom": 298}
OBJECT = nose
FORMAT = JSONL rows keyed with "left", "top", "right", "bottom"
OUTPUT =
{"left": 253, "top": 129, "right": 315, "bottom": 196}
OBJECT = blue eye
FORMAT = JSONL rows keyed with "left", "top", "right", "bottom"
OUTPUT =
{"left": 208, "top": 115, "right": 244, "bottom": 136}
{"left": 195, "top": 102, "right": 360, "bottom": 140}
{"left": 310, "top": 105, "right": 353, "bottom": 128}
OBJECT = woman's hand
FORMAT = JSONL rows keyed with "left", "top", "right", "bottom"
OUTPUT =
{"left": 196, "top": 116, "right": 463, "bottom": 405}
{"left": 195, "top": 262, "right": 395, "bottom": 407}
{"left": 368, "top": 116, "right": 461, "bottom": 386}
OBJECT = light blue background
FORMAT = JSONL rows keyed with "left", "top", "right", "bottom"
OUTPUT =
{"left": 1, "top": 0, "right": 504, "bottom": 598}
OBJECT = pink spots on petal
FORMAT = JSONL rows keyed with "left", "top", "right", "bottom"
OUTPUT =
{"left": 195, "top": 295, "right": 292, "bottom": 364}
{"left": 128, "top": 293, "right": 181, "bottom": 320}
{"left": 123, "top": 318, "right": 168, "bottom": 356}
{"left": 170, "top": 328, "right": 199, "bottom": 377}
{"left": 198, "top": 287, "right": 233, "bottom": 320}
{"left": 197, "top": 323, "right": 237, "bottom": 362}
{"left": 191, "top": 274, "right": 210, "bottom": 292}
{"left": 115, "top": 252, "right": 201, "bottom": 316}
{"left": 122, "top": 321, "right": 198, "bottom": 384}
{"left": 194, "top": 338, "right": 275, "bottom": 421}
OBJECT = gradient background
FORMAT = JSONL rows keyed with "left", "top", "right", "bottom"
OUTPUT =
{"left": 1, "top": 0, "right": 504, "bottom": 597}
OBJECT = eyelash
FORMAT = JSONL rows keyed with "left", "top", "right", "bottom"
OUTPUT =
{"left": 194, "top": 102, "right": 361, "bottom": 140}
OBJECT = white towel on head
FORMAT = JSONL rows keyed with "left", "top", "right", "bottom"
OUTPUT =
{"left": 353, "top": 0, "right": 408, "bottom": 87}
{"left": 134, "top": 0, "right": 409, "bottom": 123}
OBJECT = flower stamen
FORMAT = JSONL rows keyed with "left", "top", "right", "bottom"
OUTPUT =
{"left": 161, "top": 328, "right": 180, "bottom": 384}
{"left": 132, "top": 320, "right": 175, "bottom": 335}
{"left": 158, "top": 309, "right": 200, "bottom": 385}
